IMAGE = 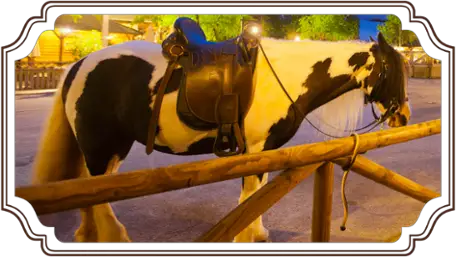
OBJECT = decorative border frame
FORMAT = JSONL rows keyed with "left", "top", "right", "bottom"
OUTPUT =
{"left": 0, "top": 0, "right": 455, "bottom": 256}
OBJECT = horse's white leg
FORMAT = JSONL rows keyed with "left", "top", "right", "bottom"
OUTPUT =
{"left": 233, "top": 142, "right": 269, "bottom": 242}
{"left": 74, "top": 155, "right": 131, "bottom": 242}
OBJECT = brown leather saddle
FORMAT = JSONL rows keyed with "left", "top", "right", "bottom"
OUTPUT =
{"left": 146, "top": 17, "right": 260, "bottom": 157}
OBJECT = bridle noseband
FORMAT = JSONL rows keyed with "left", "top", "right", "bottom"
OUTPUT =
{"left": 258, "top": 43, "right": 398, "bottom": 139}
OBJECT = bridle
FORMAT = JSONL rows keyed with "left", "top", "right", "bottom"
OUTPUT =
{"left": 258, "top": 43, "right": 399, "bottom": 139}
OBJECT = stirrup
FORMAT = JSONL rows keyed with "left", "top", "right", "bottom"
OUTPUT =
{"left": 213, "top": 123, "right": 245, "bottom": 157}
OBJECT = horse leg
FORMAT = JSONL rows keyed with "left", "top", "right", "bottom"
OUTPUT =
{"left": 234, "top": 142, "right": 269, "bottom": 242}
{"left": 74, "top": 154, "right": 131, "bottom": 242}
{"left": 70, "top": 119, "right": 134, "bottom": 242}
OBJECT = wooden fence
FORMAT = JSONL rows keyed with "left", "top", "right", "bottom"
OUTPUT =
{"left": 15, "top": 67, "right": 65, "bottom": 91}
{"left": 15, "top": 119, "right": 441, "bottom": 242}
{"left": 399, "top": 49, "right": 441, "bottom": 79}
{"left": 410, "top": 63, "right": 441, "bottom": 79}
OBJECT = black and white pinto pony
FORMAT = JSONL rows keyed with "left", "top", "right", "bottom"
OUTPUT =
{"left": 31, "top": 32, "right": 411, "bottom": 242}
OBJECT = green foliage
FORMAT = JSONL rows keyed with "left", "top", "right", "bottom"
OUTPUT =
{"left": 377, "top": 15, "right": 419, "bottom": 46}
{"left": 198, "top": 15, "right": 251, "bottom": 41}
{"left": 297, "top": 15, "right": 359, "bottom": 41}
{"left": 133, "top": 15, "right": 183, "bottom": 28}
{"left": 261, "top": 15, "right": 304, "bottom": 38}
{"left": 133, "top": 15, "right": 251, "bottom": 42}
{"left": 258, "top": 15, "right": 281, "bottom": 38}
{"left": 132, "top": 15, "right": 183, "bottom": 42}
{"left": 67, "top": 31, "right": 103, "bottom": 59}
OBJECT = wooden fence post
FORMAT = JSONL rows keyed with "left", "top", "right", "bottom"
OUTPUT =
{"left": 311, "top": 162, "right": 334, "bottom": 242}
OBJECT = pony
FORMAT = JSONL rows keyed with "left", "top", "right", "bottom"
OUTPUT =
{"left": 31, "top": 31, "right": 411, "bottom": 242}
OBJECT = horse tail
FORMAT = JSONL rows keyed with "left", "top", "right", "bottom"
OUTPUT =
{"left": 31, "top": 67, "right": 82, "bottom": 185}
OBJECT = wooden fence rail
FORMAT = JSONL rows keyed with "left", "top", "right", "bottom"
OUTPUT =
{"left": 16, "top": 119, "right": 441, "bottom": 216}
{"left": 332, "top": 155, "right": 440, "bottom": 203}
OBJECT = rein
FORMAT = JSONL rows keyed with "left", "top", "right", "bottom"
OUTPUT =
{"left": 258, "top": 42, "right": 397, "bottom": 231}
{"left": 257, "top": 43, "right": 396, "bottom": 139}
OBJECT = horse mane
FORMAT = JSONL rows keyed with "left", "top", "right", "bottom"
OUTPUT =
{"left": 306, "top": 89, "right": 366, "bottom": 139}
{"left": 379, "top": 46, "right": 408, "bottom": 107}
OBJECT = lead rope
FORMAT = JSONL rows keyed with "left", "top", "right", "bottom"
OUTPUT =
{"left": 340, "top": 133, "right": 360, "bottom": 231}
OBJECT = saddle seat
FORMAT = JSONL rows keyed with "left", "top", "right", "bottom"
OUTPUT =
{"left": 147, "top": 17, "right": 260, "bottom": 157}
{"left": 172, "top": 17, "right": 212, "bottom": 49}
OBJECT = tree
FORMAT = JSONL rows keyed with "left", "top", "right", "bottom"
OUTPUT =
{"left": 297, "top": 15, "right": 359, "bottom": 41}
{"left": 377, "top": 15, "right": 419, "bottom": 47}
{"left": 260, "top": 15, "right": 306, "bottom": 39}
{"left": 67, "top": 30, "right": 103, "bottom": 59}
{"left": 198, "top": 15, "right": 251, "bottom": 41}
{"left": 132, "top": 15, "right": 182, "bottom": 42}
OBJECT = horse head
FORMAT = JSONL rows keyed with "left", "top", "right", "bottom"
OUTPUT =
{"left": 362, "top": 32, "right": 411, "bottom": 127}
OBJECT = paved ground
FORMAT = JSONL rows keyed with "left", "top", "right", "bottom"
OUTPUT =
{"left": 15, "top": 78, "right": 441, "bottom": 243}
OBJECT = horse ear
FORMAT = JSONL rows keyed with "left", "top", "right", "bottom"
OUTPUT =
{"left": 369, "top": 36, "right": 376, "bottom": 42}
{"left": 377, "top": 32, "right": 392, "bottom": 53}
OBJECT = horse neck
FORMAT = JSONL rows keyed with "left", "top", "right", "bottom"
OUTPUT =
{"left": 254, "top": 38, "right": 374, "bottom": 134}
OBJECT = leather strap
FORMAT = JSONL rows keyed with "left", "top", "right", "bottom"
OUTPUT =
{"left": 145, "top": 61, "right": 179, "bottom": 155}
{"left": 213, "top": 50, "right": 246, "bottom": 157}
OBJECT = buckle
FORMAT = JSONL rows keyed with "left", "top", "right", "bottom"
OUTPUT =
{"left": 169, "top": 44, "right": 185, "bottom": 57}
